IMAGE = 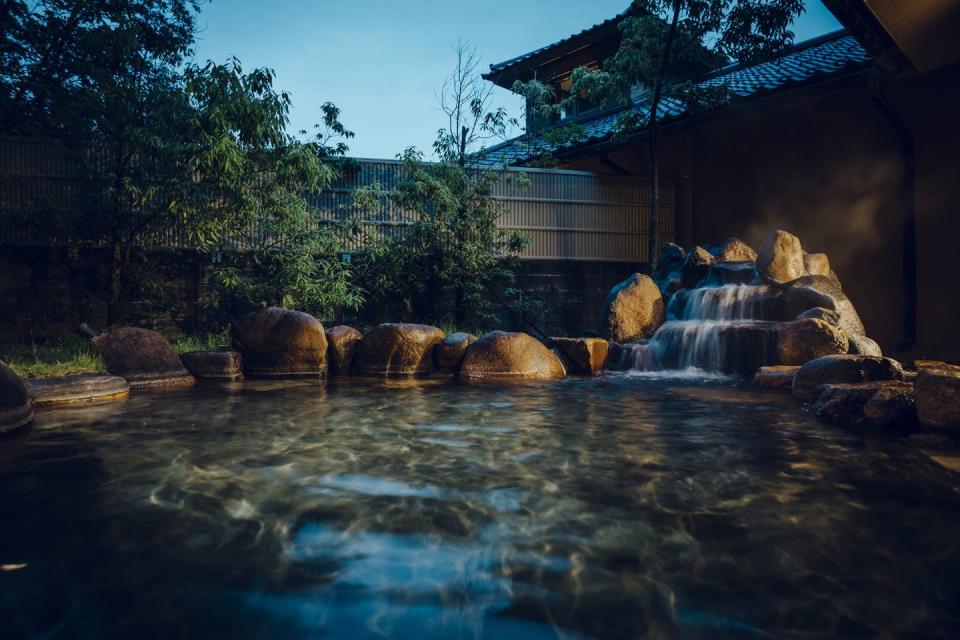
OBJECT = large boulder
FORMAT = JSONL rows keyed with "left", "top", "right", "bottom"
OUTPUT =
{"left": 549, "top": 337, "right": 609, "bottom": 375}
{"left": 325, "top": 325, "right": 363, "bottom": 376}
{"left": 753, "top": 365, "right": 799, "bottom": 389}
{"left": 180, "top": 350, "right": 243, "bottom": 381}
{"left": 435, "top": 332, "right": 477, "bottom": 373}
{"left": 91, "top": 327, "right": 195, "bottom": 388}
{"left": 777, "top": 318, "right": 849, "bottom": 365}
{"left": 27, "top": 375, "right": 130, "bottom": 407}
{"left": 460, "top": 331, "right": 566, "bottom": 382}
{"left": 803, "top": 252, "right": 831, "bottom": 277}
{"left": 681, "top": 246, "right": 716, "bottom": 289}
{"left": 844, "top": 333, "right": 882, "bottom": 357}
{"left": 352, "top": 323, "right": 445, "bottom": 377}
{"left": 0, "top": 360, "right": 32, "bottom": 433}
{"left": 915, "top": 364, "right": 960, "bottom": 430}
{"left": 783, "top": 275, "right": 865, "bottom": 336}
{"left": 792, "top": 354, "right": 905, "bottom": 401}
{"left": 234, "top": 307, "right": 327, "bottom": 377}
{"left": 604, "top": 273, "right": 665, "bottom": 343}
{"left": 712, "top": 237, "right": 757, "bottom": 263}
{"left": 757, "top": 229, "right": 804, "bottom": 284}
{"left": 813, "top": 381, "right": 915, "bottom": 426}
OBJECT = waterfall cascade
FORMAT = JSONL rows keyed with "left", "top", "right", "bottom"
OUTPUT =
{"left": 617, "top": 283, "right": 782, "bottom": 374}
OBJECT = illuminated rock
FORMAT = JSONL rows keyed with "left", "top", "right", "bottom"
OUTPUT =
{"left": 604, "top": 273, "right": 664, "bottom": 342}
{"left": 460, "top": 331, "right": 565, "bottom": 382}
{"left": 778, "top": 318, "right": 849, "bottom": 365}
{"left": 27, "top": 374, "right": 129, "bottom": 406}
{"left": 325, "top": 325, "right": 362, "bottom": 375}
{"left": 549, "top": 337, "right": 609, "bottom": 375}
{"left": 757, "top": 229, "right": 804, "bottom": 284}
{"left": 793, "top": 354, "right": 904, "bottom": 401}
{"left": 234, "top": 307, "right": 327, "bottom": 377}
{"left": 352, "top": 323, "right": 445, "bottom": 377}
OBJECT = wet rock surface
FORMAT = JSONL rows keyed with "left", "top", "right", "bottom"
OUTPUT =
{"left": 0, "top": 360, "right": 32, "bottom": 433}
{"left": 681, "top": 246, "right": 716, "bottom": 289}
{"left": 325, "top": 325, "right": 363, "bottom": 376}
{"left": 813, "top": 381, "right": 915, "bottom": 426}
{"left": 753, "top": 365, "right": 799, "bottom": 389}
{"left": 460, "top": 331, "right": 566, "bottom": 382}
{"left": 778, "top": 318, "right": 849, "bottom": 365}
{"left": 845, "top": 333, "right": 882, "bottom": 357}
{"left": 352, "top": 323, "right": 445, "bottom": 377}
{"left": 435, "top": 332, "right": 477, "bottom": 373}
{"left": 27, "top": 374, "right": 130, "bottom": 407}
{"left": 603, "top": 273, "right": 664, "bottom": 343}
{"left": 91, "top": 327, "right": 194, "bottom": 388}
{"left": 180, "top": 351, "right": 243, "bottom": 381}
{"left": 793, "top": 355, "right": 905, "bottom": 402}
{"left": 549, "top": 337, "right": 609, "bottom": 375}
{"left": 783, "top": 275, "right": 865, "bottom": 337}
{"left": 712, "top": 237, "right": 757, "bottom": 263}
{"left": 803, "top": 252, "right": 831, "bottom": 277}
{"left": 915, "top": 364, "right": 960, "bottom": 430}
{"left": 234, "top": 308, "right": 328, "bottom": 378}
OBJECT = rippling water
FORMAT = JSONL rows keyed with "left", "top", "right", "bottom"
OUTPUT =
{"left": 1, "top": 375, "right": 959, "bottom": 639}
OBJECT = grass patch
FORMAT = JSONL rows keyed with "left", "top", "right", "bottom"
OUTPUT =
{"left": 172, "top": 330, "right": 232, "bottom": 354}
{"left": 0, "top": 337, "right": 106, "bottom": 379}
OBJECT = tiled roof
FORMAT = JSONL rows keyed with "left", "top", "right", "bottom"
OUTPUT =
{"left": 484, "top": 6, "right": 636, "bottom": 77}
{"left": 478, "top": 31, "right": 872, "bottom": 167}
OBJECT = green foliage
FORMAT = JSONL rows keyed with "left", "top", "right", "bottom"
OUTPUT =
{"left": 355, "top": 147, "right": 529, "bottom": 329}
{"left": 171, "top": 330, "right": 231, "bottom": 354}
{"left": 0, "top": 338, "right": 106, "bottom": 379}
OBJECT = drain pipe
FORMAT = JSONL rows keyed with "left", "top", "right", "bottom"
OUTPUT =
{"left": 869, "top": 73, "right": 917, "bottom": 350}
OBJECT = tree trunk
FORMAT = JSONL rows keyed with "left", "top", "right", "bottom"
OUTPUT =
{"left": 646, "top": 1, "right": 682, "bottom": 273}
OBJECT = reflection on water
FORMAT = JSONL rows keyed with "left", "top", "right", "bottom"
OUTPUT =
{"left": 1, "top": 375, "right": 959, "bottom": 639}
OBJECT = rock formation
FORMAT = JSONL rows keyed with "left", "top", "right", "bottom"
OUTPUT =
{"left": 234, "top": 307, "right": 328, "bottom": 377}
{"left": 603, "top": 273, "right": 664, "bottom": 342}
{"left": 91, "top": 327, "right": 195, "bottom": 388}
{"left": 460, "top": 331, "right": 566, "bottom": 382}
{"left": 326, "top": 325, "right": 363, "bottom": 375}
{"left": 352, "top": 323, "right": 445, "bottom": 377}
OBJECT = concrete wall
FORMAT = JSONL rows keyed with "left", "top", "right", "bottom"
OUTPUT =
{"left": 559, "top": 63, "right": 960, "bottom": 360}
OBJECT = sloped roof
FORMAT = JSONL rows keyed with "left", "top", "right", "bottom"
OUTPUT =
{"left": 483, "top": 6, "right": 637, "bottom": 81}
{"left": 478, "top": 30, "right": 873, "bottom": 167}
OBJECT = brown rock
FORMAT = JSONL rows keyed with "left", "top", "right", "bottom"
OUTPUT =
{"left": 714, "top": 237, "right": 758, "bottom": 263}
{"left": 0, "top": 360, "right": 32, "bottom": 433}
{"left": 180, "top": 351, "right": 243, "bottom": 381}
{"left": 604, "top": 273, "right": 665, "bottom": 342}
{"left": 844, "top": 333, "right": 882, "bottom": 357}
{"left": 803, "top": 252, "right": 831, "bottom": 277}
{"left": 813, "top": 381, "right": 915, "bottom": 426}
{"left": 681, "top": 246, "right": 716, "bottom": 289}
{"left": 326, "top": 325, "right": 363, "bottom": 376}
{"left": 783, "top": 275, "right": 865, "bottom": 336}
{"left": 435, "top": 332, "right": 477, "bottom": 372}
{"left": 234, "top": 307, "right": 327, "bottom": 378}
{"left": 91, "top": 327, "right": 195, "bottom": 388}
{"left": 795, "top": 306, "right": 841, "bottom": 326}
{"left": 757, "top": 229, "right": 804, "bottom": 284}
{"left": 753, "top": 365, "right": 799, "bottom": 389}
{"left": 916, "top": 364, "right": 960, "bottom": 429}
{"left": 793, "top": 354, "right": 905, "bottom": 401}
{"left": 549, "top": 337, "right": 609, "bottom": 375}
{"left": 460, "top": 331, "right": 566, "bottom": 382}
{"left": 27, "top": 374, "right": 129, "bottom": 407}
{"left": 777, "top": 318, "right": 849, "bottom": 366}
{"left": 352, "top": 323, "right": 445, "bottom": 377}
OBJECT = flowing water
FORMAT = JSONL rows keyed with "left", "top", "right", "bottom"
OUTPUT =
{"left": 2, "top": 377, "right": 959, "bottom": 639}
{"left": 615, "top": 285, "right": 782, "bottom": 374}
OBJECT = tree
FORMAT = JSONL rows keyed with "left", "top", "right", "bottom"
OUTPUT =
{"left": 515, "top": 0, "right": 804, "bottom": 268}
{"left": 434, "top": 40, "right": 516, "bottom": 166}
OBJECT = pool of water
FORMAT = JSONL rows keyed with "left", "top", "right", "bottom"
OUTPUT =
{"left": 1, "top": 375, "right": 959, "bottom": 639}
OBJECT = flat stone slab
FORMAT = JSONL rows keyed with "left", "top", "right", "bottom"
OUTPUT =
{"left": 27, "top": 374, "right": 130, "bottom": 407}
{"left": 753, "top": 365, "right": 799, "bottom": 389}
{"left": 125, "top": 372, "right": 197, "bottom": 389}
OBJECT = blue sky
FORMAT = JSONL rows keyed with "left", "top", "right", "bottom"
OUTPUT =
{"left": 191, "top": 1, "right": 841, "bottom": 159}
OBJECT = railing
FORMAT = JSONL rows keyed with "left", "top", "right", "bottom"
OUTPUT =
{"left": 0, "top": 137, "right": 675, "bottom": 262}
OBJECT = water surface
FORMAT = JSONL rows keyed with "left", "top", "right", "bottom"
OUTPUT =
{"left": 1, "top": 375, "right": 959, "bottom": 639}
